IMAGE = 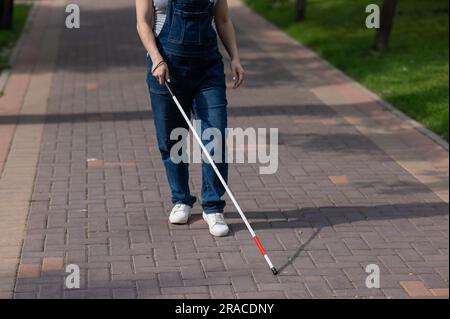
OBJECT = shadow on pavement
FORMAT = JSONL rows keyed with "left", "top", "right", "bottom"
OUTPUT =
{"left": 225, "top": 202, "right": 449, "bottom": 271}
{"left": 0, "top": 103, "right": 334, "bottom": 125}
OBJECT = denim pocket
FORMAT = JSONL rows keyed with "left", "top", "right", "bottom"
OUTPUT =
{"left": 169, "top": 8, "right": 211, "bottom": 45}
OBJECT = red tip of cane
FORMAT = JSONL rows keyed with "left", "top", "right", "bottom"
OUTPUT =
{"left": 253, "top": 235, "right": 266, "bottom": 256}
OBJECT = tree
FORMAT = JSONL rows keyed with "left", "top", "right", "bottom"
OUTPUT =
{"left": 0, "top": 0, "right": 14, "bottom": 30}
{"left": 295, "top": 0, "right": 306, "bottom": 21}
{"left": 373, "top": 0, "right": 398, "bottom": 51}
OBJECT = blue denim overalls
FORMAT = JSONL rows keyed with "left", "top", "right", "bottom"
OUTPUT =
{"left": 147, "top": 0, "right": 228, "bottom": 214}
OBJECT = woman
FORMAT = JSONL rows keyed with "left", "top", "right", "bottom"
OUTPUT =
{"left": 136, "top": 0, "right": 245, "bottom": 237}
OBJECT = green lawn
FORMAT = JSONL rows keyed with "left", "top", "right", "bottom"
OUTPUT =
{"left": 0, "top": 3, "right": 32, "bottom": 71}
{"left": 244, "top": 0, "right": 449, "bottom": 141}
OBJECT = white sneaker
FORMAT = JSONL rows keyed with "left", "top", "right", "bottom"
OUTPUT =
{"left": 169, "top": 204, "right": 191, "bottom": 224}
{"left": 202, "top": 212, "right": 229, "bottom": 237}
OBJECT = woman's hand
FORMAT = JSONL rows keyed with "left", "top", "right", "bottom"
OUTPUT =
{"left": 230, "top": 59, "right": 245, "bottom": 89}
{"left": 137, "top": 0, "right": 168, "bottom": 86}
{"left": 214, "top": 0, "right": 244, "bottom": 88}
{"left": 152, "top": 60, "right": 171, "bottom": 85}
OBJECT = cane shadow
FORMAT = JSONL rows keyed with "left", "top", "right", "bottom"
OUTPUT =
{"left": 187, "top": 211, "right": 321, "bottom": 273}
{"left": 277, "top": 226, "right": 322, "bottom": 273}
{"left": 223, "top": 202, "right": 449, "bottom": 273}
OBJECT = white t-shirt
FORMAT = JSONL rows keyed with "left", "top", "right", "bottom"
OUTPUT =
{"left": 153, "top": 0, "right": 218, "bottom": 36}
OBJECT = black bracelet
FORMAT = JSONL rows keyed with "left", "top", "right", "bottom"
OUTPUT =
{"left": 152, "top": 60, "right": 166, "bottom": 74}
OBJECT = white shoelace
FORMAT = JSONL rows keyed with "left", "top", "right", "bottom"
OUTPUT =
{"left": 173, "top": 204, "right": 185, "bottom": 213}
{"left": 211, "top": 213, "right": 225, "bottom": 225}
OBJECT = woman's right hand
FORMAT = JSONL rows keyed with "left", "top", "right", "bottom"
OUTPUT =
{"left": 152, "top": 61, "right": 171, "bottom": 85}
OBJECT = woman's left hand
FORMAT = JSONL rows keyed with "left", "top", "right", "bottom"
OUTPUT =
{"left": 230, "top": 59, "right": 245, "bottom": 89}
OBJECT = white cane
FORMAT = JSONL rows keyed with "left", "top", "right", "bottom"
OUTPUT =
{"left": 165, "top": 82, "right": 278, "bottom": 275}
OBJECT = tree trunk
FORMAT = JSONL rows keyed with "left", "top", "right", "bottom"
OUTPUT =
{"left": 295, "top": 0, "right": 306, "bottom": 21}
{"left": 0, "top": 0, "right": 14, "bottom": 29}
{"left": 373, "top": 0, "right": 398, "bottom": 51}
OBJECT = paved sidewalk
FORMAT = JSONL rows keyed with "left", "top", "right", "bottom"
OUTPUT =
{"left": 0, "top": 0, "right": 448, "bottom": 299}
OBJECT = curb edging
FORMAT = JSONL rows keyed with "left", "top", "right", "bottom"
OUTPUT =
{"left": 0, "top": 1, "right": 37, "bottom": 95}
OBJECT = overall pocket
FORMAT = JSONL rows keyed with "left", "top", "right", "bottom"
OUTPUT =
{"left": 168, "top": 4, "right": 213, "bottom": 45}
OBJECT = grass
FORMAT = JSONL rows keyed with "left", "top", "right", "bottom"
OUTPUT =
{"left": 244, "top": 0, "right": 449, "bottom": 141}
{"left": 0, "top": 3, "right": 32, "bottom": 71}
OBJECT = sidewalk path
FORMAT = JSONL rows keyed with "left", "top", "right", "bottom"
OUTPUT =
{"left": 1, "top": 0, "right": 448, "bottom": 299}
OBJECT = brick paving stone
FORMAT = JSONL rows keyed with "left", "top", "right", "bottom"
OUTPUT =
{"left": 111, "top": 261, "right": 133, "bottom": 276}
{"left": 285, "top": 289, "right": 312, "bottom": 299}
{"left": 382, "top": 288, "right": 410, "bottom": 299}
{"left": 63, "top": 288, "right": 112, "bottom": 299}
{"left": 88, "top": 280, "right": 136, "bottom": 290}
{"left": 324, "top": 274, "right": 354, "bottom": 290}
{"left": 17, "top": 264, "right": 40, "bottom": 279}
{"left": 221, "top": 252, "right": 249, "bottom": 270}
{"left": 304, "top": 279, "right": 334, "bottom": 299}
{"left": 418, "top": 274, "right": 448, "bottom": 289}
{"left": 39, "top": 283, "right": 63, "bottom": 299}
{"left": 209, "top": 285, "right": 236, "bottom": 299}
{"left": 333, "top": 288, "right": 384, "bottom": 298}
{"left": 435, "top": 268, "right": 449, "bottom": 282}
{"left": 326, "top": 242, "right": 353, "bottom": 257}
{"left": 158, "top": 272, "right": 183, "bottom": 288}
{"left": 400, "top": 281, "right": 432, "bottom": 297}
{"left": 181, "top": 260, "right": 205, "bottom": 280}
{"left": 252, "top": 270, "right": 280, "bottom": 284}
{"left": 308, "top": 250, "right": 336, "bottom": 264}
{"left": 113, "top": 288, "right": 137, "bottom": 299}
{"left": 201, "top": 259, "right": 226, "bottom": 272}
{"left": 13, "top": 292, "right": 38, "bottom": 299}
{"left": 231, "top": 275, "right": 257, "bottom": 293}
{"left": 379, "top": 255, "right": 408, "bottom": 269}
{"left": 136, "top": 279, "right": 161, "bottom": 297}
{"left": 184, "top": 293, "right": 211, "bottom": 299}
{"left": 183, "top": 277, "right": 231, "bottom": 287}
{"left": 429, "top": 288, "right": 449, "bottom": 297}
{"left": 42, "top": 257, "right": 64, "bottom": 272}
{"left": 162, "top": 286, "right": 209, "bottom": 295}
{"left": 2, "top": 0, "right": 447, "bottom": 300}
{"left": 152, "top": 294, "right": 184, "bottom": 299}
{"left": 236, "top": 291, "right": 286, "bottom": 299}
